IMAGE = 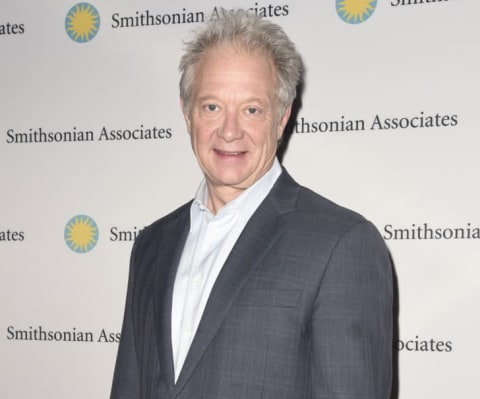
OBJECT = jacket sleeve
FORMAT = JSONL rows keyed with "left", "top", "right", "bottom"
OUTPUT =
{"left": 110, "top": 240, "right": 141, "bottom": 399}
{"left": 310, "top": 220, "right": 393, "bottom": 399}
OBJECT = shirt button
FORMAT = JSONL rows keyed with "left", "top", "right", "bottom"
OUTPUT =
{"left": 192, "top": 274, "right": 201, "bottom": 285}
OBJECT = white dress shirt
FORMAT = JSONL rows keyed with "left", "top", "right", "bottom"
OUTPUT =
{"left": 171, "top": 158, "right": 282, "bottom": 381}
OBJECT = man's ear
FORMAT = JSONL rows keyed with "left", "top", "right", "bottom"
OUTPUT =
{"left": 180, "top": 99, "right": 191, "bottom": 134}
{"left": 277, "top": 104, "right": 292, "bottom": 140}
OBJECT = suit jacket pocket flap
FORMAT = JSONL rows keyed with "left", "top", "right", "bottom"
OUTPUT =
{"left": 235, "top": 288, "right": 302, "bottom": 308}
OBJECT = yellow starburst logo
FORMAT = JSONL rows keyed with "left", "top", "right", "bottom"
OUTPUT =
{"left": 336, "top": 0, "right": 377, "bottom": 24}
{"left": 65, "top": 3, "right": 100, "bottom": 43}
{"left": 65, "top": 215, "right": 99, "bottom": 253}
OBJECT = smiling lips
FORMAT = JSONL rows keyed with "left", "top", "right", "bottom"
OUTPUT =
{"left": 214, "top": 149, "right": 247, "bottom": 157}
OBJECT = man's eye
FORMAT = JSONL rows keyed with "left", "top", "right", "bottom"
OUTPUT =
{"left": 247, "top": 107, "right": 259, "bottom": 115}
{"left": 204, "top": 104, "right": 218, "bottom": 112}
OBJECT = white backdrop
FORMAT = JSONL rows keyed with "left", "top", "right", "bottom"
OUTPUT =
{"left": 1, "top": 1, "right": 478, "bottom": 398}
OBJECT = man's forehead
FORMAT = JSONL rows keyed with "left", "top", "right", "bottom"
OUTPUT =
{"left": 197, "top": 43, "right": 273, "bottom": 68}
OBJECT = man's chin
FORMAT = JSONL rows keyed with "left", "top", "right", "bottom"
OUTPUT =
{"left": 208, "top": 175, "right": 252, "bottom": 191}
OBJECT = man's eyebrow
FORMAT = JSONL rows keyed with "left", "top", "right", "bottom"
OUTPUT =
{"left": 243, "top": 97, "right": 268, "bottom": 105}
{"left": 204, "top": 96, "right": 267, "bottom": 102}
{"left": 196, "top": 95, "right": 216, "bottom": 102}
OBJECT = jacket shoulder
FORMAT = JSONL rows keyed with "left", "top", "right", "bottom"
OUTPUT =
{"left": 134, "top": 200, "right": 191, "bottom": 249}
{"left": 288, "top": 183, "right": 375, "bottom": 242}
{"left": 298, "top": 185, "right": 365, "bottom": 222}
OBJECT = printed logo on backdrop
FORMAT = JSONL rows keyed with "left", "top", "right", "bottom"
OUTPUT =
{"left": 294, "top": 111, "right": 458, "bottom": 134}
{"left": 5, "top": 125, "right": 172, "bottom": 144}
{"left": 64, "top": 215, "right": 99, "bottom": 253}
{"left": 0, "top": 229, "right": 25, "bottom": 242}
{"left": 397, "top": 336, "right": 453, "bottom": 353}
{"left": 391, "top": 0, "right": 450, "bottom": 7}
{"left": 65, "top": 3, "right": 100, "bottom": 43}
{"left": 111, "top": 4, "right": 289, "bottom": 29}
{"left": 336, "top": 0, "right": 377, "bottom": 24}
{"left": 383, "top": 223, "right": 479, "bottom": 240}
{"left": 6, "top": 325, "right": 120, "bottom": 343}
{"left": 0, "top": 22, "right": 25, "bottom": 36}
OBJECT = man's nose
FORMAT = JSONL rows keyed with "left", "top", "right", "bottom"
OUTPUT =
{"left": 218, "top": 111, "right": 243, "bottom": 142}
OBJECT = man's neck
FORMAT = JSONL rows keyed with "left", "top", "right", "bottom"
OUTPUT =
{"left": 201, "top": 158, "right": 281, "bottom": 215}
{"left": 206, "top": 184, "right": 246, "bottom": 215}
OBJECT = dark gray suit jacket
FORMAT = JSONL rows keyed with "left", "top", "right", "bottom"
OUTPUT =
{"left": 111, "top": 169, "right": 393, "bottom": 399}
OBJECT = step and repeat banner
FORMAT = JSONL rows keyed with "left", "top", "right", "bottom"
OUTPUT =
{"left": 1, "top": 1, "right": 478, "bottom": 398}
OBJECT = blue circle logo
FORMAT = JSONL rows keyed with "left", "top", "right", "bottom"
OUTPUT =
{"left": 65, "top": 3, "right": 100, "bottom": 43}
{"left": 65, "top": 215, "right": 99, "bottom": 253}
{"left": 336, "top": 0, "right": 377, "bottom": 24}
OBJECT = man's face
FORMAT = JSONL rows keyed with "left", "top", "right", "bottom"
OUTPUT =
{"left": 182, "top": 46, "right": 291, "bottom": 198}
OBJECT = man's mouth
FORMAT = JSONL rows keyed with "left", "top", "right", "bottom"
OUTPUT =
{"left": 214, "top": 150, "right": 246, "bottom": 156}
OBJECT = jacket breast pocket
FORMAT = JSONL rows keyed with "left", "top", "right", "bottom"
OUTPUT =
{"left": 234, "top": 288, "right": 302, "bottom": 308}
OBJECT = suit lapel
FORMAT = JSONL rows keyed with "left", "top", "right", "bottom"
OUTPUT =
{"left": 152, "top": 205, "right": 191, "bottom": 394}
{"left": 173, "top": 170, "right": 300, "bottom": 394}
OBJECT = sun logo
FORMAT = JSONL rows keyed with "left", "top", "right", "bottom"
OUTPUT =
{"left": 65, "top": 3, "right": 100, "bottom": 43}
{"left": 65, "top": 215, "right": 99, "bottom": 253}
{"left": 336, "top": 0, "right": 377, "bottom": 24}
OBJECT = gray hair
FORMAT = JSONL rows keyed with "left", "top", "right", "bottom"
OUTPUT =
{"left": 179, "top": 8, "right": 303, "bottom": 115}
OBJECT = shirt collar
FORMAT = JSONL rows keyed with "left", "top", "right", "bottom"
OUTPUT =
{"left": 191, "top": 158, "right": 282, "bottom": 221}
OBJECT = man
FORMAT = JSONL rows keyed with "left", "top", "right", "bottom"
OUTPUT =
{"left": 111, "top": 9, "right": 393, "bottom": 399}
